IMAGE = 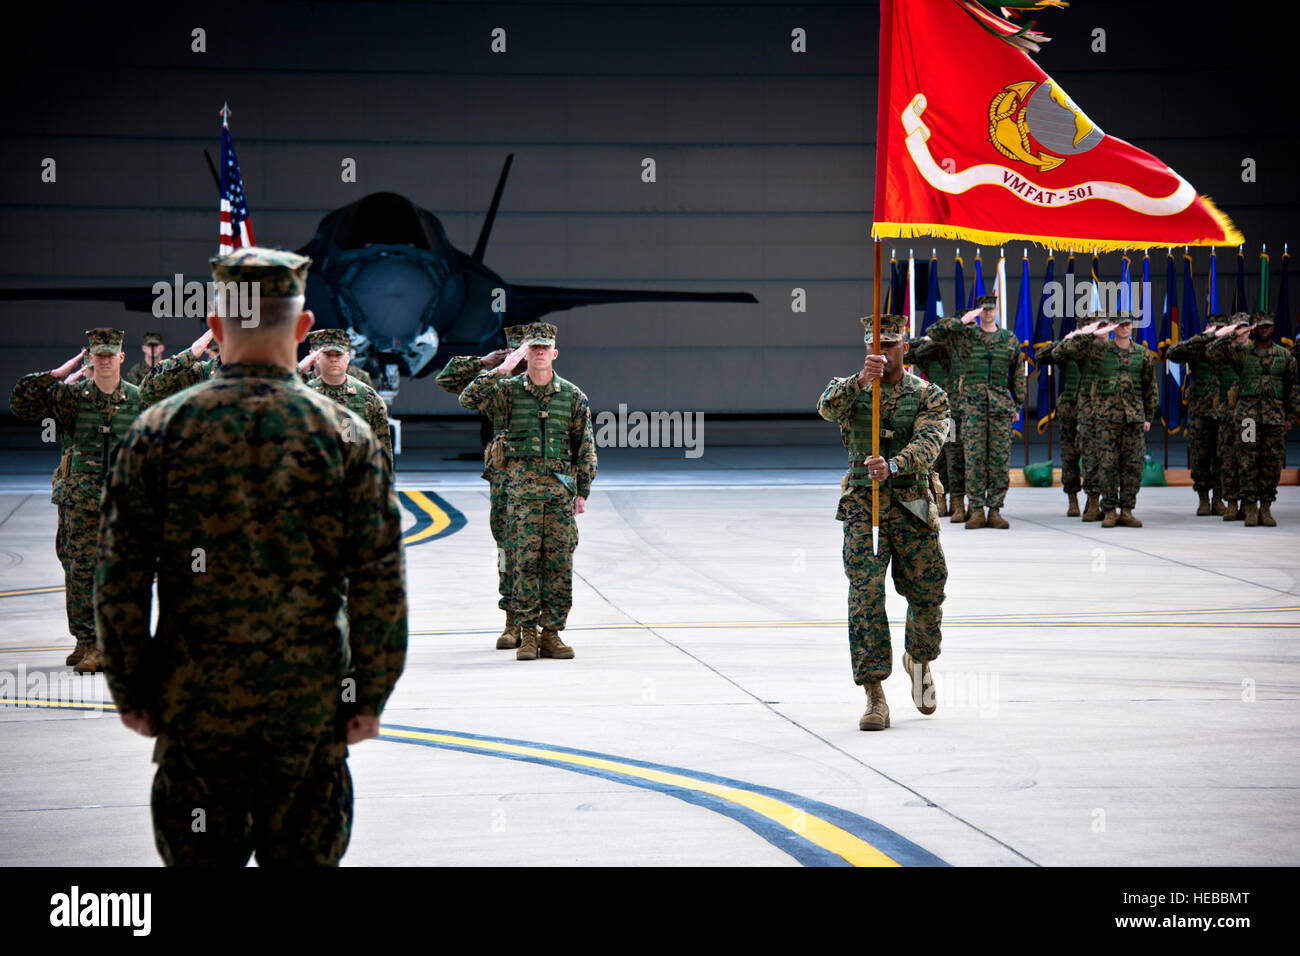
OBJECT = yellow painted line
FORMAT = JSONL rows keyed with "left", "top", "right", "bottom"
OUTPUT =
{"left": 0, "top": 586, "right": 65, "bottom": 598}
{"left": 0, "top": 696, "right": 902, "bottom": 866}
{"left": 1, "top": 698, "right": 106, "bottom": 711}
{"left": 383, "top": 727, "right": 898, "bottom": 867}
{"left": 401, "top": 490, "right": 451, "bottom": 545}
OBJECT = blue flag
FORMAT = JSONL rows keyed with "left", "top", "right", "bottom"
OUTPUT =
{"left": 921, "top": 252, "right": 943, "bottom": 334}
{"left": 969, "top": 251, "right": 985, "bottom": 308}
{"left": 1207, "top": 248, "right": 1219, "bottom": 317}
{"left": 953, "top": 251, "right": 966, "bottom": 316}
{"left": 1011, "top": 254, "right": 1034, "bottom": 437}
{"left": 1034, "top": 254, "right": 1056, "bottom": 432}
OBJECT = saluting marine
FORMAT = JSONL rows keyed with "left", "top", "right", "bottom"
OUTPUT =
{"left": 927, "top": 293, "right": 1025, "bottom": 529}
{"left": 301, "top": 328, "right": 394, "bottom": 467}
{"left": 125, "top": 331, "right": 165, "bottom": 386}
{"left": 1207, "top": 312, "right": 1299, "bottom": 526}
{"left": 1056, "top": 314, "right": 1157, "bottom": 527}
{"left": 818, "top": 313, "right": 949, "bottom": 732}
{"left": 1166, "top": 314, "right": 1229, "bottom": 515}
{"left": 9, "top": 328, "right": 142, "bottom": 672}
{"left": 1035, "top": 336, "right": 1083, "bottom": 516}
{"left": 459, "top": 323, "right": 597, "bottom": 662}
{"left": 140, "top": 328, "right": 221, "bottom": 406}
{"left": 435, "top": 324, "right": 528, "bottom": 649}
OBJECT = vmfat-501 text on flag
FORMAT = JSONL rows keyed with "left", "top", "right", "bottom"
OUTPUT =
{"left": 872, "top": 0, "right": 1243, "bottom": 252}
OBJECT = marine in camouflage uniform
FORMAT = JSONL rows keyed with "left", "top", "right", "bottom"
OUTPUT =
{"left": 1056, "top": 314, "right": 1157, "bottom": 527}
{"left": 927, "top": 294, "right": 1025, "bottom": 529}
{"left": 1206, "top": 315, "right": 1249, "bottom": 520}
{"left": 140, "top": 329, "right": 221, "bottom": 406}
{"left": 459, "top": 322, "right": 597, "bottom": 660}
{"left": 435, "top": 325, "right": 527, "bottom": 648}
{"left": 1166, "top": 314, "right": 1229, "bottom": 515}
{"left": 303, "top": 328, "right": 393, "bottom": 468}
{"left": 1207, "top": 312, "right": 1299, "bottom": 526}
{"left": 818, "top": 313, "right": 949, "bottom": 731}
{"left": 9, "top": 328, "right": 143, "bottom": 672}
{"left": 125, "top": 331, "right": 165, "bottom": 386}
{"left": 905, "top": 333, "right": 952, "bottom": 517}
{"left": 96, "top": 248, "right": 407, "bottom": 867}
{"left": 1036, "top": 337, "right": 1083, "bottom": 515}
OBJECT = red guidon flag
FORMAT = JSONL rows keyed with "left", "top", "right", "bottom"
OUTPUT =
{"left": 873, "top": 0, "right": 1243, "bottom": 251}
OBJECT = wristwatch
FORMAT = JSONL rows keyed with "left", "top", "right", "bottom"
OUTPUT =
{"left": 888, "top": 460, "right": 899, "bottom": 477}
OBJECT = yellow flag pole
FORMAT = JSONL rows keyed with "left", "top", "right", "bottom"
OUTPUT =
{"left": 872, "top": 237, "right": 882, "bottom": 556}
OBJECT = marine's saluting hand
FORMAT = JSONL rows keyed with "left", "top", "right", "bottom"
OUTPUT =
{"left": 51, "top": 349, "right": 87, "bottom": 379}
{"left": 190, "top": 328, "right": 215, "bottom": 359}
{"left": 494, "top": 343, "right": 530, "bottom": 376}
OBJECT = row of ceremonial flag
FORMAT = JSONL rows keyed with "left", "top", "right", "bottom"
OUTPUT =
{"left": 884, "top": 245, "right": 1296, "bottom": 436}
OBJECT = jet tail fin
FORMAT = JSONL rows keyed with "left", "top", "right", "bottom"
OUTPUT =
{"left": 471, "top": 153, "right": 514, "bottom": 263}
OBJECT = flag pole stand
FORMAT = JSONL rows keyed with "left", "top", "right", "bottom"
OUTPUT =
{"left": 1045, "top": 365, "right": 1053, "bottom": 478}
{"left": 1163, "top": 357, "right": 1170, "bottom": 469}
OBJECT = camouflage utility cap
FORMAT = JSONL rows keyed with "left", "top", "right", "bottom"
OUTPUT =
{"left": 1205, "top": 313, "right": 1228, "bottom": 328}
{"left": 308, "top": 328, "right": 352, "bottom": 353}
{"left": 142, "top": 331, "right": 165, "bottom": 346}
{"left": 860, "top": 313, "right": 908, "bottom": 346}
{"left": 1251, "top": 312, "right": 1275, "bottom": 327}
{"left": 1111, "top": 311, "right": 1136, "bottom": 326}
{"left": 209, "top": 246, "right": 312, "bottom": 298}
{"left": 520, "top": 322, "right": 558, "bottom": 347}
{"left": 503, "top": 324, "right": 528, "bottom": 349}
{"left": 86, "top": 328, "right": 125, "bottom": 354}
{"left": 976, "top": 294, "right": 998, "bottom": 309}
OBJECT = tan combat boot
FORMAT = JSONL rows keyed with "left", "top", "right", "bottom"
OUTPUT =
{"left": 964, "top": 506, "right": 986, "bottom": 529}
{"left": 949, "top": 496, "right": 967, "bottom": 523}
{"left": 901, "top": 651, "right": 936, "bottom": 715}
{"left": 65, "top": 641, "right": 90, "bottom": 667}
{"left": 936, "top": 494, "right": 949, "bottom": 518}
{"left": 73, "top": 645, "right": 102, "bottom": 674}
{"left": 1222, "top": 499, "right": 1239, "bottom": 521}
{"left": 1066, "top": 492, "right": 1080, "bottom": 517}
{"left": 1260, "top": 502, "right": 1277, "bottom": 527}
{"left": 1210, "top": 493, "right": 1227, "bottom": 516}
{"left": 858, "top": 680, "right": 890, "bottom": 731}
{"left": 496, "top": 610, "right": 521, "bottom": 650}
{"left": 538, "top": 627, "right": 575, "bottom": 659}
{"left": 1195, "top": 489, "right": 1211, "bottom": 516}
{"left": 516, "top": 626, "right": 539, "bottom": 661}
{"left": 1243, "top": 501, "right": 1259, "bottom": 527}
{"left": 1081, "top": 493, "right": 1101, "bottom": 522}
{"left": 986, "top": 507, "right": 1010, "bottom": 529}
{"left": 1101, "top": 509, "right": 1118, "bottom": 528}
{"left": 1117, "top": 508, "right": 1143, "bottom": 528}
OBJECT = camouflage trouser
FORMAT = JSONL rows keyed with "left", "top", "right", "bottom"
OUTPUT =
{"left": 151, "top": 742, "right": 352, "bottom": 867}
{"left": 508, "top": 494, "right": 578, "bottom": 630}
{"left": 1216, "top": 417, "right": 1242, "bottom": 500}
{"left": 961, "top": 398, "right": 1015, "bottom": 508}
{"left": 488, "top": 474, "right": 511, "bottom": 610}
{"left": 841, "top": 499, "right": 946, "bottom": 684}
{"left": 1240, "top": 423, "right": 1287, "bottom": 502}
{"left": 55, "top": 499, "right": 99, "bottom": 644}
{"left": 1055, "top": 400, "right": 1080, "bottom": 494}
{"left": 1078, "top": 398, "right": 1102, "bottom": 496}
{"left": 933, "top": 442, "right": 948, "bottom": 490}
{"left": 1095, "top": 419, "right": 1145, "bottom": 511}
{"left": 946, "top": 414, "right": 965, "bottom": 496}
{"left": 1186, "top": 413, "right": 1219, "bottom": 493}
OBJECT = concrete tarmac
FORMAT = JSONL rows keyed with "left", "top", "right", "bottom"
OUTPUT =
{"left": 0, "top": 427, "right": 1296, "bottom": 866}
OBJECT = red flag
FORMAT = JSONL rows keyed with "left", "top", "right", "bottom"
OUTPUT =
{"left": 873, "top": 1, "right": 1242, "bottom": 252}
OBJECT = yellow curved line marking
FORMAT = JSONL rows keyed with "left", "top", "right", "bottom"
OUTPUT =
{"left": 383, "top": 728, "right": 898, "bottom": 867}
{"left": 401, "top": 491, "right": 450, "bottom": 545}
{"left": 0, "top": 586, "right": 65, "bottom": 598}
{"left": 0, "top": 696, "right": 898, "bottom": 867}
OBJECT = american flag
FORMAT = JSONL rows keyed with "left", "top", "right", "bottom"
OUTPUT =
{"left": 218, "top": 104, "right": 255, "bottom": 253}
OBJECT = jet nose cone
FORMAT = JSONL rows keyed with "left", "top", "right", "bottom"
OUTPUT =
{"left": 348, "top": 253, "right": 441, "bottom": 342}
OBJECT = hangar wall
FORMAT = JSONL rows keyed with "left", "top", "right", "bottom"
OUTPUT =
{"left": 1, "top": 1, "right": 1294, "bottom": 415}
